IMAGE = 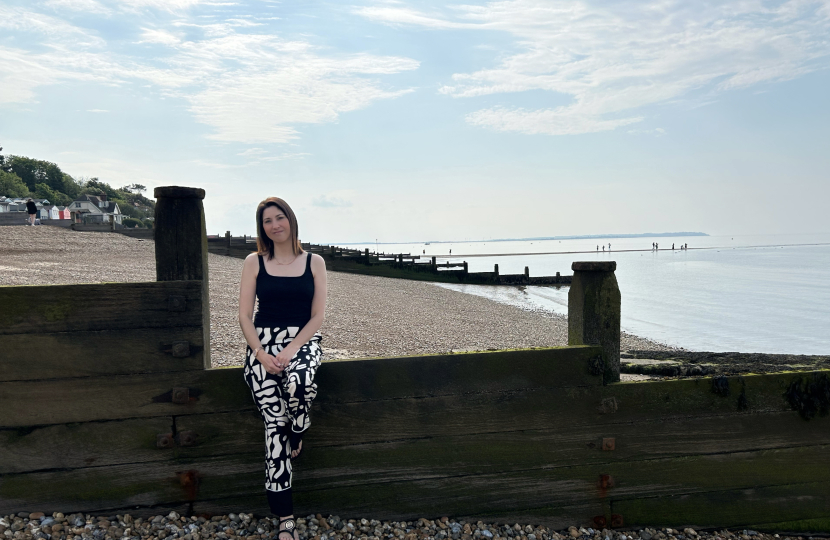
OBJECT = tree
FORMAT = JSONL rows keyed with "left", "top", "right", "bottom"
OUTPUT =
{"left": 33, "top": 183, "right": 71, "bottom": 206}
{"left": 5, "top": 156, "right": 66, "bottom": 192}
{"left": 0, "top": 170, "right": 29, "bottom": 197}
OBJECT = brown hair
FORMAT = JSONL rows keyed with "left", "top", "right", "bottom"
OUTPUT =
{"left": 256, "top": 197, "right": 303, "bottom": 260}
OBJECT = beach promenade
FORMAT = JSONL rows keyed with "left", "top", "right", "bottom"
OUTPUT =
{"left": 0, "top": 227, "right": 674, "bottom": 366}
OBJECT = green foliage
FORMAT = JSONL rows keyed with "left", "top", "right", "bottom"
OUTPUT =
{"left": 34, "top": 183, "right": 72, "bottom": 206}
{"left": 142, "top": 218, "right": 154, "bottom": 228}
{"left": 122, "top": 217, "right": 144, "bottom": 228}
{"left": 0, "top": 170, "right": 29, "bottom": 197}
{"left": 0, "top": 148, "right": 156, "bottom": 217}
{"left": 5, "top": 156, "right": 65, "bottom": 192}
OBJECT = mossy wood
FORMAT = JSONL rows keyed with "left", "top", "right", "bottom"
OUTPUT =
{"left": 0, "top": 348, "right": 602, "bottom": 428}
{"left": 0, "top": 326, "right": 205, "bottom": 382}
{"left": 0, "top": 281, "right": 203, "bottom": 335}
{"left": 2, "top": 441, "right": 828, "bottom": 529}
{"left": 4, "top": 392, "right": 826, "bottom": 475}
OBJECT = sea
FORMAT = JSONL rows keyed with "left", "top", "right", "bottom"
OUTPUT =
{"left": 345, "top": 233, "right": 830, "bottom": 355}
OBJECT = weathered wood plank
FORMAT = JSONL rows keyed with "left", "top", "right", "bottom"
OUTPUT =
{"left": 0, "top": 281, "right": 203, "bottom": 335}
{"left": 5, "top": 405, "right": 826, "bottom": 479}
{"left": 315, "top": 346, "right": 605, "bottom": 403}
{"left": 3, "top": 446, "right": 828, "bottom": 528}
{"left": 600, "top": 371, "right": 826, "bottom": 419}
{"left": 611, "top": 482, "right": 830, "bottom": 531}
{"left": 0, "top": 326, "right": 205, "bottom": 381}
{"left": 0, "top": 368, "right": 253, "bottom": 428}
{"left": 0, "top": 347, "right": 606, "bottom": 427}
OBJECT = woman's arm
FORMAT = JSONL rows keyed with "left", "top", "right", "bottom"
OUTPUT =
{"left": 238, "top": 253, "right": 282, "bottom": 374}
{"left": 273, "top": 253, "right": 327, "bottom": 363}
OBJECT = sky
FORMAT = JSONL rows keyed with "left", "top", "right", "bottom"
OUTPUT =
{"left": 1, "top": 0, "right": 829, "bottom": 243}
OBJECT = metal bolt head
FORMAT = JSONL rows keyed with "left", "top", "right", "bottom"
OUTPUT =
{"left": 177, "top": 430, "right": 198, "bottom": 447}
{"left": 610, "top": 515, "right": 624, "bottom": 528}
{"left": 171, "top": 387, "right": 190, "bottom": 404}
{"left": 156, "top": 433, "right": 175, "bottom": 449}
{"left": 592, "top": 516, "right": 607, "bottom": 528}
{"left": 167, "top": 295, "right": 186, "bottom": 312}
{"left": 599, "top": 474, "right": 615, "bottom": 488}
{"left": 171, "top": 341, "right": 191, "bottom": 358}
{"left": 602, "top": 438, "right": 616, "bottom": 451}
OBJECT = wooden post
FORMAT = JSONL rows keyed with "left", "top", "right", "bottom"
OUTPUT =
{"left": 225, "top": 231, "right": 231, "bottom": 248}
{"left": 463, "top": 261, "right": 468, "bottom": 274}
{"left": 154, "top": 186, "right": 211, "bottom": 369}
{"left": 568, "top": 261, "right": 620, "bottom": 384}
{"left": 524, "top": 266, "right": 529, "bottom": 282}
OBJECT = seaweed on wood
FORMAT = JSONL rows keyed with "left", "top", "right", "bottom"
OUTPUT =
{"left": 785, "top": 373, "right": 830, "bottom": 420}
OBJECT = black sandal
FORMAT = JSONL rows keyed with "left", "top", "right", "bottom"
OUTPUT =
{"left": 278, "top": 517, "right": 297, "bottom": 540}
{"left": 289, "top": 431, "right": 304, "bottom": 460}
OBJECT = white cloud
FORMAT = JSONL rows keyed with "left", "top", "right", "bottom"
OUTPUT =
{"left": 0, "top": 5, "right": 420, "bottom": 143}
{"left": 311, "top": 193, "right": 354, "bottom": 208}
{"left": 359, "top": 0, "right": 830, "bottom": 135}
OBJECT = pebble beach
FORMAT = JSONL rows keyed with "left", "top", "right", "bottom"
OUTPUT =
{"left": 0, "top": 226, "right": 675, "bottom": 366}
{"left": 0, "top": 512, "right": 807, "bottom": 540}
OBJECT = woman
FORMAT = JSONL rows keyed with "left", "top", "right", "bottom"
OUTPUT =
{"left": 26, "top": 198, "right": 37, "bottom": 226}
{"left": 238, "top": 197, "right": 327, "bottom": 540}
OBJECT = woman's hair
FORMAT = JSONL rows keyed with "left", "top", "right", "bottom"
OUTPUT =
{"left": 256, "top": 197, "right": 303, "bottom": 259}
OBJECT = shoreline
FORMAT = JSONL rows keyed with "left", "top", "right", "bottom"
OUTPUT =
{"left": 0, "top": 227, "right": 677, "bottom": 367}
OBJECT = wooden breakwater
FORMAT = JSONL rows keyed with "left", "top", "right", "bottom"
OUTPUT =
{"left": 1, "top": 186, "right": 829, "bottom": 532}
{"left": 208, "top": 234, "right": 571, "bottom": 285}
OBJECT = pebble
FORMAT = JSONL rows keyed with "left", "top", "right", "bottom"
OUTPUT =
{"left": 0, "top": 513, "right": 812, "bottom": 540}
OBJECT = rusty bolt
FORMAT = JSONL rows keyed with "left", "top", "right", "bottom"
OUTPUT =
{"left": 602, "top": 438, "right": 616, "bottom": 451}
{"left": 171, "top": 341, "right": 191, "bottom": 358}
{"left": 592, "top": 516, "right": 607, "bottom": 528}
{"left": 176, "top": 430, "right": 198, "bottom": 447}
{"left": 156, "top": 433, "right": 175, "bottom": 449}
{"left": 599, "top": 474, "right": 615, "bottom": 489}
{"left": 171, "top": 387, "right": 190, "bottom": 404}
{"left": 610, "top": 515, "right": 624, "bottom": 528}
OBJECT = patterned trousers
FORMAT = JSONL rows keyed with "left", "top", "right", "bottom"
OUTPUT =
{"left": 244, "top": 326, "right": 323, "bottom": 493}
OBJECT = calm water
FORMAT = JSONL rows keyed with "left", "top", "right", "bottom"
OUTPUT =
{"left": 347, "top": 234, "right": 830, "bottom": 354}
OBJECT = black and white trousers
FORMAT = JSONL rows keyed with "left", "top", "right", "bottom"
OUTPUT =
{"left": 244, "top": 326, "right": 323, "bottom": 512}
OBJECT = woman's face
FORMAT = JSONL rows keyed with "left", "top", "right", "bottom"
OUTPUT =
{"left": 262, "top": 205, "right": 291, "bottom": 245}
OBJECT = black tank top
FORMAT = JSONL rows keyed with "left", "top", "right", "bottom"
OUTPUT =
{"left": 253, "top": 252, "right": 314, "bottom": 328}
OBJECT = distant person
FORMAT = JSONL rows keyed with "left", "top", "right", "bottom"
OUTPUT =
{"left": 26, "top": 198, "right": 37, "bottom": 226}
{"left": 672, "top": 243, "right": 675, "bottom": 250}
{"left": 608, "top": 243, "right": 611, "bottom": 250}
{"left": 238, "top": 196, "right": 327, "bottom": 540}
{"left": 422, "top": 250, "right": 425, "bottom": 254}
{"left": 597, "top": 245, "right": 599, "bottom": 251}
{"left": 602, "top": 246, "right": 605, "bottom": 252}
{"left": 449, "top": 249, "right": 452, "bottom": 255}
{"left": 685, "top": 243, "right": 688, "bottom": 250}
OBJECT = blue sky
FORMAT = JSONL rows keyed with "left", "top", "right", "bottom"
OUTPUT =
{"left": 2, "top": 0, "right": 829, "bottom": 242}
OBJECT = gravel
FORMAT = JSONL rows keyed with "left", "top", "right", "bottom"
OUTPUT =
{"left": 0, "top": 512, "right": 809, "bottom": 540}
{"left": 0, "top": 226, "right": 676, "bottom": 367}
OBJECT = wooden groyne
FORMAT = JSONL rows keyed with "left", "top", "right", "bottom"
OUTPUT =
{"left": 208, "top": 234, "right": 572, "bottom": 285}
{"left": 1, "top": 186, "right": 829, "bottom": 532}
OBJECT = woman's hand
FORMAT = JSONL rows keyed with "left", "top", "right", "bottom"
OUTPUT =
{"left": 256, "top": 351, "right": 284, "bottom": 375}
{"left": 274, "top": 345, "right": 298, "bottom": 370}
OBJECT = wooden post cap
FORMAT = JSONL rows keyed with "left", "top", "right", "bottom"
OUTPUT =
{"left": 572, "top": 261, "right": 616, "bottom": 272}
{"left": 154, "top": 186, "right": 206, "bottom": 199}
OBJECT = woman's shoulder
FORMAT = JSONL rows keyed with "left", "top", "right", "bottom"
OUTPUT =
{"left": 243, "top": 252, "right": 261, "bottom": 272}
{"left": 308, "top": 252, "right": 326, "bottom": 270}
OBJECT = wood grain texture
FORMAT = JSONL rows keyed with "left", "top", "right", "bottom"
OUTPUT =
{"left": 314, "top": 346, "right": 604, "bottom": 403}
{"left": 3, "top": 445, "right": 827, "bottom": 528}
{"left": 0, "top": 281, "right": 203, "bottom": 335}
{"left": 0, "top": 326, "right": 205, "bottom": 382}
{"left": 0, "top": 368, "right": 253, "bottom": 428}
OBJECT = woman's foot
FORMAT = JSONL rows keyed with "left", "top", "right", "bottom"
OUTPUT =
{"left": 278, "top": 516, "right": 298, "bottom": 540}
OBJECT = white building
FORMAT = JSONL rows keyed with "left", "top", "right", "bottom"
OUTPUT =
{"left": 70, "top": 194, "right": 123, "bottom": 224}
